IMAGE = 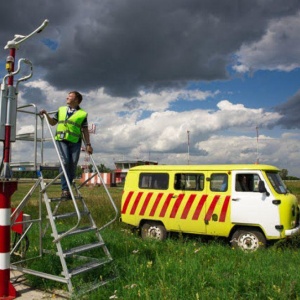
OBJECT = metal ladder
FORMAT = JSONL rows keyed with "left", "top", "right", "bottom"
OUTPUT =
{"left": 10, "top": 105, "right": 118, "bottom": 294}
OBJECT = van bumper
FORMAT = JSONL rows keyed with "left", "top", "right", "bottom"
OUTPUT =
{"left": 285, "top": 225, "right": 300, "bottom": 236}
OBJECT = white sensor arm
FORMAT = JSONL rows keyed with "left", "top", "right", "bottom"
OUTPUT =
{"left": 4, "top": 19, "right": 49, "bottom": 50}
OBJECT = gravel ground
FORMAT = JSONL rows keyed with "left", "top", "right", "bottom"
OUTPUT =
{"left": 10, "top": 271, "right": 69, "bottom": 299}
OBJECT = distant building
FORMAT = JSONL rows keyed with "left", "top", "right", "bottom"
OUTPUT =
{"left": 114, "top": 160, "right": 158, "bottom": 183}
{"left": 80, "top": 159, "right": 158, "bottom": 186}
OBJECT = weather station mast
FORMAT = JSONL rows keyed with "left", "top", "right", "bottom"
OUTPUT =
{"left": 0, "top": 20, "right": 48, "bottom": 299}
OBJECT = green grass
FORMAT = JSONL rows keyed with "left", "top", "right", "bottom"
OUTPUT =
{"left": 100, "top": 233, "right": 300, "bottom": 300}
{"left": 10, "top": 180, "right": 300, "bottom": 299}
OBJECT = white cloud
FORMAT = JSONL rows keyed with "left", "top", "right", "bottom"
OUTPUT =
{"left": 136, "top": 89, "right": 218, "bottom": 112}
{"left": 233, "top": 11, "right": 300, "bottom": 72}
{"left": 16, "top": 125, "right": 35, "bottom": 135}
{"left": 232, "top": 64, "right": 250, "bottom": 73}
{"left": 4, "top": 85, "right": 300, "bottom": 177}
{"left": 192, "top": 133, "right": 300, "bottom": 177}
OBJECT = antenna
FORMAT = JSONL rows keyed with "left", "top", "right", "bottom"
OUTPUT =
{"left": 187, "top": 130, "right": 190, "bottom": 165}
{"left": 256, "top": 126, "right": 259, "bottom": 164}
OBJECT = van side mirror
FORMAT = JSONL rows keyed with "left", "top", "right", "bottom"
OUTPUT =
{"left": 258, "top": 180, "right": 270, "bottom": 196}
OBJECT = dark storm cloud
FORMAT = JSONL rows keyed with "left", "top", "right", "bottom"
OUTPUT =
{"left": 275, "top": 91, "right": 300, "bottom": 129}
{"left": 0, "top": 1, "right": 71, "bottom": 49}
{"left": 123, "top": 98, "right": 141, "bottom": 110}
{"left": 1, "top": 0, "right": 299, "bottom": 97}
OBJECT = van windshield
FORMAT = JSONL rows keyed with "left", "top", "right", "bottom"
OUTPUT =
{"left": 265, "top": 172, "right": 288, "bottom": 194}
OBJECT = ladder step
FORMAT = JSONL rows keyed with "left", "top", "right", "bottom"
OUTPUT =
{"left": 56, "top": 226, "right": 97, "bottom": 238}
{"left": 75, "top": 279, "right": 113, "bottom": 295}
{"left": 62, "top": 241, "right": 105, "bottom": 257}
{"left": 51, "top": 210, "right": 89, "bottom": 220}
{"left": 68, "top": 257, "right": 113, "bottom": 277}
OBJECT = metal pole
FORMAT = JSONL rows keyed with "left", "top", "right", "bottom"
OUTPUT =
{"left": 256, "top": 126, "right": 259, "bottom": 164}
{"left": 1, "top": 48, "right": 16, "bottom": 179}
{"left": 0, "top": 45, "right": 18, "bottom": 300}
{"left": 187, "top": 130, "right": 190, "bottom": 165}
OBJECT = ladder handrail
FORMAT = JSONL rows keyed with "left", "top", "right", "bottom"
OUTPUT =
{"left": 88, "top": 154, "right": 119, "bottom": 231}
{"left": 42, "top": 116, "right": 82, "bottom": 242}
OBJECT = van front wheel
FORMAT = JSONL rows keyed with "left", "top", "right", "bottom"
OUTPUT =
{"left": 141, "top": 222, "right": 167, "bottom": 241}
{"left": 231, "top": 228, "right": 266, "bottom": 251}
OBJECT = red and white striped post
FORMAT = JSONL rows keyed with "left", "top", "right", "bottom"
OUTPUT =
{"left": 0, "top": 182, "right": 17, "bottom": 299}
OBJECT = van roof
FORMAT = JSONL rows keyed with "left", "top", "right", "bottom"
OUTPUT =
{"left": 129, "top": 164, "right": 280, "bottom": 172}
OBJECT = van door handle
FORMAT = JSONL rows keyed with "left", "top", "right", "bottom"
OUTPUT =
{"left": 232, "top": 198, "right": 240, "bottom": 201}
{"left": 172, "top": 195, "right": 178, "bottom": 198}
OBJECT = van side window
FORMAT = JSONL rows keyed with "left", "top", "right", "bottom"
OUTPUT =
{"left": 174, "top": 173, "right": 204, "bottom": 191}
{"left": 210, "top": 173, "right": 228, "bottom": 192}
{"left": 139, "top": 173, "right": 169, "bottom": 190}
{"left": 235, "top": 174, "right": 260, "bottom": 192}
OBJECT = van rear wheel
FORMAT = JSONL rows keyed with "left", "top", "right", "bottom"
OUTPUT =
{"left": 231, "top": 228, "right": 266, "bottom": 251}
{"left": 141, "top": 221, "right": 167, "bottom": 241}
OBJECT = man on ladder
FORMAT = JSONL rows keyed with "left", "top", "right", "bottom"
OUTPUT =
{"left": 40, "top": 91, "right": 93, "bottom": 199}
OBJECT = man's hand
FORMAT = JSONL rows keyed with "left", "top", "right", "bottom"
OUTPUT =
{"left": 39, "top": 109, "right": 47, "bottom": 116}
{"left": 39, "top": 109, "right": 57, "bottom": 126}
{"left": 86, "top": 145, "right": 93, "bottom": 155}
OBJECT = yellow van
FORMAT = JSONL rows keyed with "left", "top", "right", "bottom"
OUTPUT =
{"left": 121, "top": 164, "right": 300, "bottom": 251}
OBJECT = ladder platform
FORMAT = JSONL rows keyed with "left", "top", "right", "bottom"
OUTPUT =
{"left": 10, "top": 162, "right": 61, "bottom": 172}
{"left": 62, "top": 241, "right": 105, "bottom": 257}
{"left": 10, "top": 161, "right": 38, "bottom": 171}
{"left": 68, "top": 257, "right": 113, "bottom": 277}
{"left": 16, "top": 132, "right": 43, "bottom": 141}
{"left": 39, "top": 163, "right": 61, "bottom": 171}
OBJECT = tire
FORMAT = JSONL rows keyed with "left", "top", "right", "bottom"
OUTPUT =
{"left": 141, "top": 221, "right": 167, "bottom": 241}
{"left": 231, "top": 228, "right": 266, "bottom": 251}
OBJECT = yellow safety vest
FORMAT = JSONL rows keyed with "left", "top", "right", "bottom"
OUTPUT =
{"left": 55, "top": 106, "right": 87, "bottom": 143}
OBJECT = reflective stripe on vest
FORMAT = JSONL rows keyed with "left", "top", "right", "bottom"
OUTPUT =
{"left": 55, "top": 106, "right": 87, "bottom": 143}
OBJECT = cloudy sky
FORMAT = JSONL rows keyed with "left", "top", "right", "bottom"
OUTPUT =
{"left": 1, "top": 0, "right": 300, "bottom": 176}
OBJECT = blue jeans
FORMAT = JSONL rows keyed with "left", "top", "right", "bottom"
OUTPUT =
{"left": 56, "top": 140, "right": 81, "bottom": 191}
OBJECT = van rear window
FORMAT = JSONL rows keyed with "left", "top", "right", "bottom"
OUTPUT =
{"left": 139, "top": 173, "right": 169, "bottom": 189}
{"left": 210, "top": 173, "right": 228, "bottom": 192}
{"left": 174, "top": 173, "right": 204, "bottom": 191}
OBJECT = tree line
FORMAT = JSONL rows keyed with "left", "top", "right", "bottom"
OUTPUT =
{"left": 12, "top": 166, "right": 299, "bottom": 180}
{"left": 279, "top": 169, "right": 299, "bottom": 180}
{"left": 13, "top": 164, "right": 112, "bottom": 179}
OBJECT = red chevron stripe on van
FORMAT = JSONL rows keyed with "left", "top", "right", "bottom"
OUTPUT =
{"left": 123, "top": 191, "right": 230, "bottom": 223}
